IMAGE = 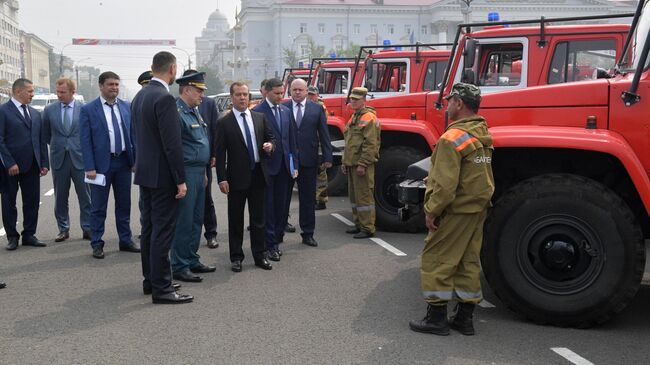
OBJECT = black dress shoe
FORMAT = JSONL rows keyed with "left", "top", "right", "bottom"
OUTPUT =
{"left": 267, "top": 250, "right": 280, "bottom": 262}
{"left": 152, "top": 291, "right": 194, "bottom": 304}
{"left": 231, "top": 260, "right": 242, "bottom": 272}
{"left": 143, "top": 282, "right": 181, "bottom": 295}
{"left": 190, "top": 263, "right": 216, "bottom": 273}
{"left": 353, "top": 231, "right": 374, "bottom": 239}
{"left": 285, "top": 223, "right": 296, "bottom": 233}
{"left": 277, "top": 248, "right": 283, "bottom": 256}
{"left": 302, "top": 236, "right": 318, "bottom": 247}
{"left": 6, "top": 237, "right": 18, "bottom": 251}
{"left": 173, "top": 270, "right": 203, "bottom": 282}
{"left": 0, "top": 281, "right": 5, "bottom": 289}
{"left": 119, "top": 242, "right": 141, "bottom": 253}
{"left": 92, "top": 247, "right": 105, "bottom": 259}
{"left": 254, "top": 258, "right": 273, "bottom": 270}
{"left": 346, "top": 227, "right": 361, "bottom": 234}
{"left": 82, "top": 231, "right": 92, "bottom": 240}
{"left": 22, "top": 236, "right": 46, "bottom": 247}
{"left": 206, "top": 237, "right": 219, "bottom": 249}
{"left": 55, "top": 231, "right": 70, "bottom": 242}
{"left": 315, "top": 202, "right": 327, "bottom": 210}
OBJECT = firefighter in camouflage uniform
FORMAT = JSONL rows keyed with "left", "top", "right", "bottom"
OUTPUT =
{"left": 341, "top": 87, "right": 381, "bottom": 239}
{"left": 409, "top": 83, "right": 494, "bottom": 336}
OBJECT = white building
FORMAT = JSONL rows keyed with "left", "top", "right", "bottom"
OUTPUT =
{"left": 0, "top": 0, "right": 20, "bottom": 92}
{"left": 199, "top": 0, "right": 637, "bottom": 88}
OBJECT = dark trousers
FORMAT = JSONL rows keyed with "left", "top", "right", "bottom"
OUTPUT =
{"left": 1, "top": 159, "right": 40, "bottom": 239}
{"left": 203, "top": 166, "right": 217, "bottom": 239}
{"left": 264, "top": 169, "right": 292, "bottom": 251}
{"left": 52, "top": 151, "right": 91, "bottom": 233}
{"left": 88, "top": 154, "right": 132, "bottom": 248}
{"left": 140, "top": 185, "right": 179, "bottom": 296}
{"left": 296, "top": 165, "right": 318, "bottom": 237}
{"left": 171, "top": 167, "right": 206, "bottom": 273}
{"left": 227, "top": 165, "right": 266, "bottom": 263}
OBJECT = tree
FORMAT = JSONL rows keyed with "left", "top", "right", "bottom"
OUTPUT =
{"left": 198, "top": 66, "right": 226, "bottom": 95}
{"left": 334, "top": 43, "right": 362, "bottom": 58}
{"left": 283, "top": 48, "right": 298, "bottom": 68}
{"left": 307, "top": 37, "right": 326, "bottom": 60}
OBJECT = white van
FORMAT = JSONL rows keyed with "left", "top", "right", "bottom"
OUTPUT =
{"left": 31, "top": 93, "right": 57, "bottom": 112}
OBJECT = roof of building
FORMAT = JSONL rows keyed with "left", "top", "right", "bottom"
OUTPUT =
{"left": 209, "top": 9, "right": 228, "bottom": 21}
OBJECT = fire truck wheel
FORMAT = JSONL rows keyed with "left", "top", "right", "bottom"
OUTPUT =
{"left": 375, "top": 146, "right": 428, "bottom": 233}
{"left": 482, "top": 173, "right": 645, "bottom": 327}
{"left": 327, "top": 164, "right": 348, "bottom": 196}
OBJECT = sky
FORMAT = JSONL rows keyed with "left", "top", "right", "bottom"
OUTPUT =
{"left": 18, "top": 0, "right": 240, "bottom": 96}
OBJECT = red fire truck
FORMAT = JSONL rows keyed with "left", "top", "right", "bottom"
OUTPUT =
{"left": 396, "top": 8, "right": 645, "bottom": 326}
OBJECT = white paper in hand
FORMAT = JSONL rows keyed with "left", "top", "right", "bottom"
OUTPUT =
{"left": 84, "top": 173, "right": 106, "bottom": 186}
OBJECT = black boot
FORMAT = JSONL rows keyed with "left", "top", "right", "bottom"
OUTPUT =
{"left": 449, "top": 302, "right": 476, "bottom": 335}
{"left": 409, "top": 304, "right": 449, "bottom": 336}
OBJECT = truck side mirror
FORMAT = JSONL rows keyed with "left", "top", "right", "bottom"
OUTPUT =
{"left": 463, "top": 38, "right": 477, "bottom": 70}
{"left": 461, "top": 69, "right": 476, "bottom": 85}
{"left": 365, "top": 58, "right": 375, "bottom": 80}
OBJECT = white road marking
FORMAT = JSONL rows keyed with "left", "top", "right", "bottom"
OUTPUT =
{"left": 0, "top": 227, "right": 5, "bottom": 237}
{"left": 331, "top": 213, "right": 355, "bottom": 226}
{"left": 370, "top": 237, "right": 407, "bottom": 256}
{"left": 478, "top": 300, "right": 495, "bottom": 308}
{"left": 39, "top": 201, "right": 42, "bottom": 206}
{"left": 44, "top": 189, "right": 54, "bottom": 196}
{"left": 551, "top": 347, "right": 594, "bottom": 365}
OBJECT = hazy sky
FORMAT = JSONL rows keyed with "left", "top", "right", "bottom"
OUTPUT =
{"left": 18, "top": 0, "right": 239, "bottom": 95}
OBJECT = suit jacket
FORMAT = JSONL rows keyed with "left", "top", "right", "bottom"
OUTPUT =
{"left": 0, "top": 100, "right": 49, "bottom": 174}
{"left": 79, "top": 97, "right": 134, "bottom": 174}
{"left": 214, "top": 109, "right": 275, "bottom": 190}
{"left": 252, "top": 101, "right": 298, "bottom": 176}
{"left": 199, "top": 96, "right": 218, "bottom": 159}
{"left": 131, "top": 80, "right": 185, "bottom": 188}
{"left": 284, "top": 99, "right": 333, "bottom": 168}
{"left": 42, "top": 100, "right": 84, "bottom": 170}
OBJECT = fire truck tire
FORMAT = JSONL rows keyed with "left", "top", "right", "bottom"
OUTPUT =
{"left": 327, "top": 165, "right": 348, "bottom": 196}
{"left": 375, "top": 146, "right": 428, "bottom": 233}
{"left": 482, "top": 174, "right": 645, "bottom": 327}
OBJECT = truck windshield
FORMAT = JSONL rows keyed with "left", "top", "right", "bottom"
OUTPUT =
{"left": 627, "top": 0, "right": 650, "bottom": 71}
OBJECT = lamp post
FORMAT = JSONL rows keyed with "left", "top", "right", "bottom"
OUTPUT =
{"left": 172, "top": 46, "right": 194, "bottom": 70}
{"left": 459, "top": 0, "right": 473, "bottom": 24}
{"left": 58, "top": 43, "right": 72, "bottom": 77}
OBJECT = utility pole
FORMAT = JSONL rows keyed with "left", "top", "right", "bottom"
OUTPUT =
{"left": 459, "top": 0, "right": 473, "bottom": 24}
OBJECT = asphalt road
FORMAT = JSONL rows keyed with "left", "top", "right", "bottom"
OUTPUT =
{"left": 1, "top": 177, "right": 649, "bottom": 364}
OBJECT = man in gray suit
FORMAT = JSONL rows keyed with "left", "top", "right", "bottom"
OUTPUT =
{"left": 42, "top": 78, "right": 91, "bottom": 242}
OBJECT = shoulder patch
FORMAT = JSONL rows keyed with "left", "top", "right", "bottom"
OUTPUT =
{"left": 441, "top": 128, "right": 478, "bottom": 152}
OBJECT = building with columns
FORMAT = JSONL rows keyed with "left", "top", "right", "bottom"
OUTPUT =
{"left": 198, "top": 0, "right": 637, "bottom": 88}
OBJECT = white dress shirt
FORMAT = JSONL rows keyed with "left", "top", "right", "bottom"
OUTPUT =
{"left": 291, "top": 99, "right": 305, "bottom": 122}
{"left": 151, "top": 77, "right": 170, "bottom": 92}
{"left": 233, "top": 107, "right": 260, "bottom": 163}
{"left": 100, "top": 96, "right": 126, "bottom": 153}
{"left": 11, "top": 97, "right": 30, "bottom": 119}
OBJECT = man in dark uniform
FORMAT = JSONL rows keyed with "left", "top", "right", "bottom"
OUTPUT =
{"left": 409, "top": 83, "right": 494, "bottom": 336}
{"left": 170, "top": 71, "right": 216, "bottom": 282}
{"left": 308, "top": 86, "right": 329, "bottom": 210}
{"left": 131, "top": 51, "right": 192, "bottom": 304}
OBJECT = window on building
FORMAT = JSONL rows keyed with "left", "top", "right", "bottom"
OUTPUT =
{"left": 300, "top": 23, "right": 307, "bottom": 34}
{"left": 421, "top": 25, "right": 428, "bottom": 35}
{"left": 387, "top": 24, "right": 394, "bottom": 35}
{"left": 333, "top": 38, "right": 344, "bottom": 50}
{"left": 548, "top": 39, "right": 617, "bottom": 84}
{"left": 336, "top": 24, "right": 343, "bottom": 34}
{"left": 354, "top": 24, "right": 360, "bottom": 35}
{"left": 318, "top": 23, "right": 325, "bottom": 34}
{"left": 371, "top": 24, "right": 377, "bottom": 34}
{"left": 405, "top": 25, "right": 411, "bottom": 35}
{"left": 300, "top": 44, "right": 310, "bottom": 57}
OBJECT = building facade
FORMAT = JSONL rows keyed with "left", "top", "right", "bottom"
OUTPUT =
{"left": 0, "top": 0, "right": 20, "bottom": 92}
{"left": 21, "top": 31, "right": 51, "bottom": 93}
{"left": 198, "top": 0, "right": 637, "bottom": 88}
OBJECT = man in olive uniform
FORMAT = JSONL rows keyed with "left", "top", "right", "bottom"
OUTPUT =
{"left": 341, "top": 87, "right": 380, "bottom": 239}
{"left": 409, "top": 83, "right": 494, "bottom": 336}
{"left": 309, "top": 86, "right": 329, "bottom": 210}
{"left": 170, "top": 71, "right": 216, "bottom": 283}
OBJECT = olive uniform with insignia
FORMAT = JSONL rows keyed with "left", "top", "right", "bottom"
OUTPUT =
{"left": 170, "top": 92, "right": 211, "bottom": 275}
{"left": 343, "top": 104, "right": 381, "bottom": 234}
{"left": 420, "top": 115, "right": 494, "bottom": 305}
{"left": 315, "top": 98, "right": 329, "bottom": 205}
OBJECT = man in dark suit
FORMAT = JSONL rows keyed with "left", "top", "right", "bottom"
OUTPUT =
{"left": 80, "top": 71, "right": 139, "bottom": 259}
{"left": 199, "top": 88, "right": 219, "bottom": 249}
{"left": 215, "top": 81, "right": 275, "bottom": 273}
{"left": 131, "top": 51, "right": 192, "bottom": 304}
{"left": 0, "top": 78, "right": 49, "bottom": 250}
{"left": 252, "top": 78, "right": 298, "bottom": 262}
{"left": 42, "top": 78, "right": 91, "bottom": 242}
{"left": 284, "top": 79, "right": 333, "bottom": 247}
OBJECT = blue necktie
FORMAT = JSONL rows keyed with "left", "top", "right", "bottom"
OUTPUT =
{"left": 273, "top": 105, "right": 281, "bottom": 133}
{"left": 63, "top": 105, "right": 72, "bottom": 133}
{"left": 21, "top": 104, "right": 32, "bottom": 127}
{"left": 106, "top": 102, "right": 123, "bottom": 153}
{"left": 241, "top": 112, "right": 255, "bottom": 170}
